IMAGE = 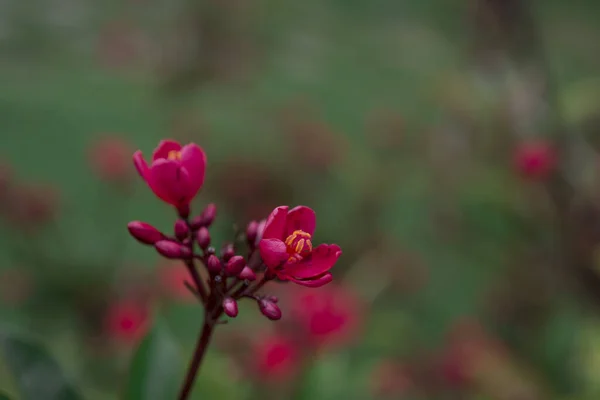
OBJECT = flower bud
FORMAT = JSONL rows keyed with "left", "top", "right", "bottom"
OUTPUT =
{"left": 258, "top": 299, "right": 282, "bottom": 321}
{"left": 246, "top": 220, "right": 259, "bottom": 246}
{"left": 225, "top": 256, "right": 245, "bottom": 277}
{"left": 155, "top": 240, "right": 191, "bottom": 259}
{"left": 223, "top": 297, "right": 239, "bottom": 318}
{"left": 238, "top": 266, "right": 256, "bottom": 281}
{"left": 221, "top": 243, "right": 235, "bottom": 262}
{"left": 207, "top": 254, "right": 222, "bottom": 274}
{"left": 174, "top": 219, "right": 189, "bottom": 241}
{"left": 196, "top": 227, "right": 210, "bottom": 249}
{"left": 127, "top": 221, "right": 164, "bottom": 245}
{"left": 190, "top": 203, "right": 217, "bottom": 229}
{"left": 267, "top": 296, "right": 279, "bottom": 304}
{"left": 177, "top": 203, "right": 190, "bottom": 219}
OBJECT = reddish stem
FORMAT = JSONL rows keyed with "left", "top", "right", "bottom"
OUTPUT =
{"left": 177, "top": 310, "right": 220, "bottom": 400}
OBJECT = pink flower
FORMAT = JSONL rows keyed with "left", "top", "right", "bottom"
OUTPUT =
{"left": 104, "top": 299, "right": 150, "bottom": 344}
{"left": 258, "top": 206, "right": 341, "bottom": 287}
{"left": 157, "top": 262, "right": 196, "bottom": 302}
{"left": 253, "top": 333, "right": 299, "bottom": 382}
{"left": 289, "top": 284, "right": 363, "bottom": 349}
{"left": 514, "top": 140, "right": 557, "bottom": 180}
{"left": 133, "top": 140, "right": 206, "bottom": 208}
{"left": 89, "top": 137, "right": 132, "bottom": 182}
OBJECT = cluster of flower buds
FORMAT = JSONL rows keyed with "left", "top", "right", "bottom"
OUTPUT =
{"left": 127, "top": 140, "right": 342, "bottom": 325}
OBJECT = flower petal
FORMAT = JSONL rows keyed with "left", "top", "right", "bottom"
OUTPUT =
{"left": 148, "top": 159, "right": 192, "bottom": 206}
{"left": 133, "top": 151, "right": 149, "bottom": 180}
{"left": 262, "top": 206, "right": 289, "bottom": 240}
{"left": 179, "top": 143, "right": 206, "bottom": 193}
{"left": 259, "top": 238, "right": 288, "bottom": 269}
{"left": 152, "top": 140, "right": 182, "bottom": 161}
{"left": 286, "top": 244, "right": 341, "bottom": 279}
{"left": 289, "top": 273, "right": 333, "bottom": 288}
{"left": 285, "top": 206, "right": 316, "bottom": 236}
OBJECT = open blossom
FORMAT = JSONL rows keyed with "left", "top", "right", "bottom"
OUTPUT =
{"left": 133, "top": 140, "right": 206, "bottom": 208}
{"left": 289, "top": 284, "right": 363, "bottom": 349}
{"left": 259, "top": 206, "right": 341, "bottom": 287}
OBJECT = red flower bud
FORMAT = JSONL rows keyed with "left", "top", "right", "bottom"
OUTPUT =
{"left": 196, "top": 227, "right": 211, "bottom": 249}
{"left": 223, "top": 297, "right": 239, "bottom": 318}
{"left": 225, "top": 256, "right": 245, "bottom": 277}
{"left": 246, "top": 220, "right": 259, "bottom": 246}
{"left": 259, "top": 299, "right": 282, "bottom": 321}
{"left": 207, "top": 254, "right": 222, "bottom": 274}
{"left": 221, "top": 243, "right": 235, "bottom": 262}
{"left": 267, "top": 296, "right": 279, "bottom": 303}
{"left": 191, "top": 203, "right": 217, "bottom": 229}
{"left": 178, "top": 203, "right": 190, "bottom": 219}
{"left": 155, "top": 240, "right": 191, "bottom": 259}
{"left": 127, "top": 221, "right": 164, "bottom": 245}
{"left": 238, "top": 266, "right": 256, "bottom": 281}
{"left": 174, "top": 219, "right": 189, "bottom": 241}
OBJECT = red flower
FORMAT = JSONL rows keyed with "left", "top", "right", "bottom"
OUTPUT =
{"left": 258, "top": 206, "right": 341, "bottom": 287}
{"left": 514, "top": 140, "right": 557, "bottom": 180}
{"left": 253, "top": 333, "right": 299, "bottom": 382}
{"left": 289, "top": 284, "right": 363, "bottom": 349}
{"left": 133, "top": 140, "right": 206, "bottom": 208}
{"left": 89, "top": 136, "right": 132, "bottom": 182}
{"left": 105, "top": 299, "right": 150, "bottom": 344}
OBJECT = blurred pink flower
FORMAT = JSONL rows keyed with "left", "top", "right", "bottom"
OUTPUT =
{"left": 253, "top": 333, "right": 299, "bottom": 382}
{"left": 289, "top": 284, "right": 363, "bottom": 350}
{"left": 104, "top": 299, "right": 150, "bottom": 344}
{"left": 370, "top": 360, "right": 414, "bottom": 398}
{"left": 89, "top": 137, "right": 133, "bottom": 183}
{"left": 514, "top": 140, "right": 557, "bottom": 180}
{"left": 437, "top": 318, "right": 490, "bottom": 388}
{"left": 157, "top": 261, "right": 196, "bottom": 302}
{"left": 2, "top": 183, "right": 60, "bottom": 231}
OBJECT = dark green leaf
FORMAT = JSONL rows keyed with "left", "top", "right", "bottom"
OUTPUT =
{"left": 125, "top": 319, "right": 182, "bottom": 400}
{"left": 0, "top": 329, "right": 82, "bottom": 400}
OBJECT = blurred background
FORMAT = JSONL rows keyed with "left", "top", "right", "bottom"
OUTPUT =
{"left": 1, "top": 0, "right": 600, "bottom": 399}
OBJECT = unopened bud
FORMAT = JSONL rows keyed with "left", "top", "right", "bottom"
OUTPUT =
{"left": 207, "top": 254, "right": 222, "bottom": 274}
{"left": 238, "top": 266, "right": 256, "bottom": 281}
{"left": 177, "top": 203, "right": 190, "bottom": 219}
{"left": 127, "top": 221, "right": 164, "bottom": 245}
{"left": 196, "top": 227, "right": 211, "bottom": 249}
{"left": 225, "top": 256, "right": 245, "bottom": 277}
{"left": 267, "top": 296, "right": 279, "bottom": 303}
{"left": 174, "top": 219, "right": 189, "bottom": 241}
{"left": 155, "top": 240, "right": 191, "bottom": 259}
{"left": 246, "top": 221, "right": 259, "bottom": 246}
{"left": 223, "top": 297, "right": 239, "bottom": 318}
{"left": 221, "top": 243, "right": 235, "bottom": 262}
{"left": 190, "top": 203, "right": 217, "bottom": 229}
{"left": 258, "top": 299, "right": 282, "bottom": 321}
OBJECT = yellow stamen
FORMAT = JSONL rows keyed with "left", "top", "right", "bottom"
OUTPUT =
{"left": 167, "top": 150, "right": 182, "bottom": 161}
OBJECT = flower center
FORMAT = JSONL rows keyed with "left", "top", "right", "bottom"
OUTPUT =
{"left": 284, "top": 230, "right": 312, "bottom": 263}
{"left": 167, "top": 150, "right": 182, "bottom": 161}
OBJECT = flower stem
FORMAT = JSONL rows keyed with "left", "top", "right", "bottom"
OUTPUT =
{"left": 177, "top": 313, "right": 216, "bottom": 400}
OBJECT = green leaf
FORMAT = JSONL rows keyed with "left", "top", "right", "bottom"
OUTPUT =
{"left": 125, "top": 319, "right": 182, "bottom": 400}
{"left": 0, "top": 392, "right": 12, "bottom": 400}
{"left": 0, "top": 328, "right": 83, "bottom": 400}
